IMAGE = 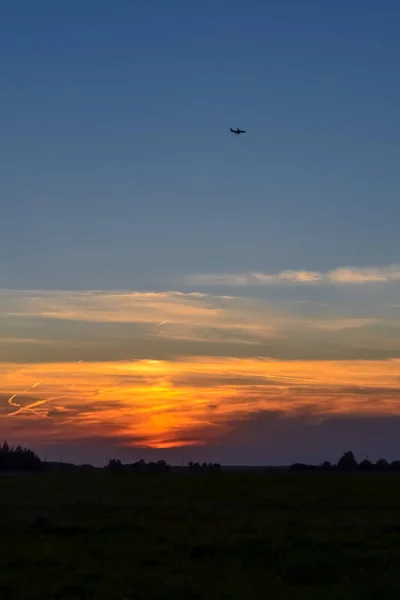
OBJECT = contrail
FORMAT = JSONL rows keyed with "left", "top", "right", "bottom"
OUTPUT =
{"left": 5, "top": 380, "right": 43, "bottom": 414}
{"left": 6, "top": 395, "right": 68, "bottom": 417}
{"left": 264, "top": 374, "right": 321, "bottom": 384}
{"left": 7, "top": 394, "right": 20, "bottom": 408}
{"left": 3, "top": 357, "right": 85, "bottom": 419}
{"left": 94, "top": 387, "right": 117, "bottom": 395}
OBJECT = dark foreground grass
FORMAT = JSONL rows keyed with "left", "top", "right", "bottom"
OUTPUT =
{"left": 0, "top": 472, "right": 400, "bottom": 599}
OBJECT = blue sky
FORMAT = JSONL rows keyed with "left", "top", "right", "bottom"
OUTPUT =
{"left": 1, "top": 2, "right": 400, "bottom": 465}
{"left": 1, "top": 0, "right": 400, "bottom": 290}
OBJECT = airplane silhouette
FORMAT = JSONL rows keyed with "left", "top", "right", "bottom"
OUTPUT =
{"left": 230, "top": 127, "right": 246, "bottom": 135}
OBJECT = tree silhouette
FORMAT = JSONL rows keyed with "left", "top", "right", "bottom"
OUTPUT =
{"left": 0, "top": 441, "right": 41, "bottom": 471}
{"left": 188, "top": 461, "right": 221, "bottom": 472}
{"left": 376, "top": 458, "right": 389, "bottom": 471}
{"left": 359, "top": 458, "right": 373, "bottom": 471}
{"left": 288, "top": 451, "right": 400, "bottom": 473}
{"left": 106, "top": 459, "right": 123, "bottom": 471}
{"left": 337, "top": 451, "right": 358, "bottom": 471}
{"left": 105, "top": 458, "right": 170, "bottom": 473}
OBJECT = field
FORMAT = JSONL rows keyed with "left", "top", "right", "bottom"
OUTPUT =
{"left": 1, "top": 472, "right": 400, "bottom": 599}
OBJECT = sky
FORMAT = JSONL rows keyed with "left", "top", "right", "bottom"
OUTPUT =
{"left": 1, "top": 1, "right": 400, "bottom": 465}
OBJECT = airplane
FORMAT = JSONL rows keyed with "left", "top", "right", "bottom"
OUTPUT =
{"left": 230, "top": 127, "right": 246, "bottom": 135}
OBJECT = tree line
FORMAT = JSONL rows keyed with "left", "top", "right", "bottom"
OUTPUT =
{"left": 290, "top": 451, "right": 400, "bottom": 472}
{"left": 105, "top": 458, "right": 170, "bottom": 473}
{"left": 1, "top": 441, "right": 399, "bottom": 474}
{"left": 0, "top": 441, "right": 42, "bottom": 471}
{"left": 0, "top": 444, "right": 224, "bottom": 473}
{"left": 105, "top": 459, "right": 222, "bottom": 472}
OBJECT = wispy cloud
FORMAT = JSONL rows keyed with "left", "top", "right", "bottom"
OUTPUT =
{"left": 1, "top": 357, "right": 400, "bottom": 450}
{"left": 1, "top": 279, "right": 400, "bottom": 457}
{"left": 1, "top": 287, "right": 393, "bottom": 363}
{"left": 1, "top": 285, "right": 398, "bottom": 364}
{"left": 186, "top": 264, "right": 400, "bottom": 287}
{"left": 2, "top": 290, "right": 213, "bottom": 324}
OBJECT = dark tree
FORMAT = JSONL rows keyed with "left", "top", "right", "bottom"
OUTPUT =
{"left": 376, "top": 458, "right": 389, "bottom": 471}
{"left": 106, "top": 459, "right": 123, "bottom": 471}
{"left": 359, "top": 458, "right": 373, "bottom": 471}
{"left": 289, "top": 463, "right": 317, "bottom": 471}
{"left": 188, "top": 461, "right": 201, "bottom": 471}
{"left": 321, "top": 461, "right": 332, "bottom": 470}
{"left": 210, "top": 463, "right": 222, "bottom": 472}
{"left": 0, "top": 441, "right": 41, "bottom": 471}
{"left": 105, "top": 458, "right": 170, "bottom": 473}
{"left": 337, "top": 451, "right": 358, "bottom": 471}
{"left": 188, "top": 461, "right": 221, "bottom": 473}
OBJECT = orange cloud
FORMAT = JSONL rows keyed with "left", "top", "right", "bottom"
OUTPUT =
{"left": 1, "top": 357, "right": 400, "bottom": 450}
{"left": 1, "top": 281, "right": 400, "bottom": 455}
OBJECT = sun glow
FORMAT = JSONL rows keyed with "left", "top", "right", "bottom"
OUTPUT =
{"left": 1, "top": 357, "right": 399, "bottom": 449}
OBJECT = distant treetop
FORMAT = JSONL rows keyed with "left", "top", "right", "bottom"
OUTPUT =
{"left": 0, "top": 441, "right": 42, "bottom": 471}
{"left": 290, "top": 451, "right": 400, "bottom": 473}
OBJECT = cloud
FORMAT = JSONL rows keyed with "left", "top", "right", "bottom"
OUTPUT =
{"left": 329, "top": 266, "right": 400, "bottom": 283}
{"left": 1, "top": 290, "right": 214, "bottom": 324}
{"left": 0, "top": 285, "right": 399, "bottom": 363}
{"left": 2, "top": 268, "right": 400, "bottom": 462}
{"left": 1, "top": 357, "right": 400, "bottom": 453}
{"left": 1, "top": 277, "right": 400, "bottom": 455}
{"left": 186, "top": 264, "right": 400, "bottom": 287}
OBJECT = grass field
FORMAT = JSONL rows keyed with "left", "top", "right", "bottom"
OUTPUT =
{"left": 1, "top": 471, "right": 400, "bottom": 599}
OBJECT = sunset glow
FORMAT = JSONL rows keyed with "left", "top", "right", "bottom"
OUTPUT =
{"left": 1, "top": 279, "right": 400, "bottom": 461}
{"left": 1, "top": 353, "right": 400, "bottom": 449}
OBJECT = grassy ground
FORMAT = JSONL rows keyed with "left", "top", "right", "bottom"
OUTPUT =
{"left": 0, "top": 472, "right": 400, "bottom": 599}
